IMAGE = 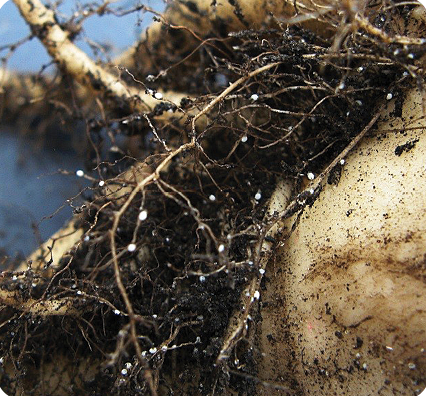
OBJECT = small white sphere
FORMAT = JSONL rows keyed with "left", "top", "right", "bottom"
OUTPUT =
{"left": 139, "top": 210, "right": 148, "bottom": 221}
{"left": 127, "top": 243, "right": 137, "bottom": 252}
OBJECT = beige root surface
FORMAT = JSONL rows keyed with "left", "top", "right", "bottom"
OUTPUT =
{"left": 11, "top": 0, "right": 149, "bottom": 110}
{"left": 258, "top": 86, "right": 426, "bottom": 395}
{"left": 3, "top": 0, "right": 189, "bottom": 124}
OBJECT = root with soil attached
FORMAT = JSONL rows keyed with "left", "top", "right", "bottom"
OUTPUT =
{"left": 0, "top": 1, "right": 425, "bottom": 395}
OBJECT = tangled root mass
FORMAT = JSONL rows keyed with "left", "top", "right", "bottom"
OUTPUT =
{"left": 0, "top": 1, "right": 424, "bottom": 395}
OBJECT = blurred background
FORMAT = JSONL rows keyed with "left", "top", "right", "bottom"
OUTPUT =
{"left": 0, "top": 0, "right": 163, "bottom": 259}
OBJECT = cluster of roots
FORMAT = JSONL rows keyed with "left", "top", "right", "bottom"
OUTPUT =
{"left": 0, "top": 1, "right": 425, "bottom": 395}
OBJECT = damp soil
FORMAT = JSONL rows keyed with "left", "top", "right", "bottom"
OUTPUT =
{"left": 0, "top": 3, "right": 424, "bottom": 395}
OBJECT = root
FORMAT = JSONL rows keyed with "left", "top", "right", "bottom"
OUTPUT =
{"left": 115, "top": 0, "right": 338, "bottom": 73}
{"left": 1, "top": 1, "right": 425, "bottom": 395}
{"left": 11, "top": 0, "right": 148, "bottom": 112}
{"left": 0, "top": 289, "right": 77, "bottom": 316}
{"left": 217, "top": 104, "right": 384, "bottom": 364}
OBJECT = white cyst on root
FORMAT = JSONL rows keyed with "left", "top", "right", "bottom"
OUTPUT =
{"left": 209, "top": 194, "right": 216, "bottom": 202}
{"left": 76, "top": 169, "right": 84, "bottom": 177}
{"left": 307, "top": 172, "right": 315, "bottom": 180}
{"left": 154, "top": 92, "right": 163, "bottom": 100}
{"left": 250, "top": 93, "right": 259, "bottom": 101}
{"left": 127, "top": 243, "right": 137, "bottom": 252}
{"left": 218, "top": 244, "right": 225, "bottom": 253}
{"left": 139, "top": 210, "right": 148, "bottom": 221}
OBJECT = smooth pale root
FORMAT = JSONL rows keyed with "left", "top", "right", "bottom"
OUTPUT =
{"left": 258, "top": 87, "right": 426, "bottom": 395}
{"left": 11, "top": 0, "right": 187, "bottom": 116}
{"left": 24, "top": 220, "right": 83, "bottom": 273}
